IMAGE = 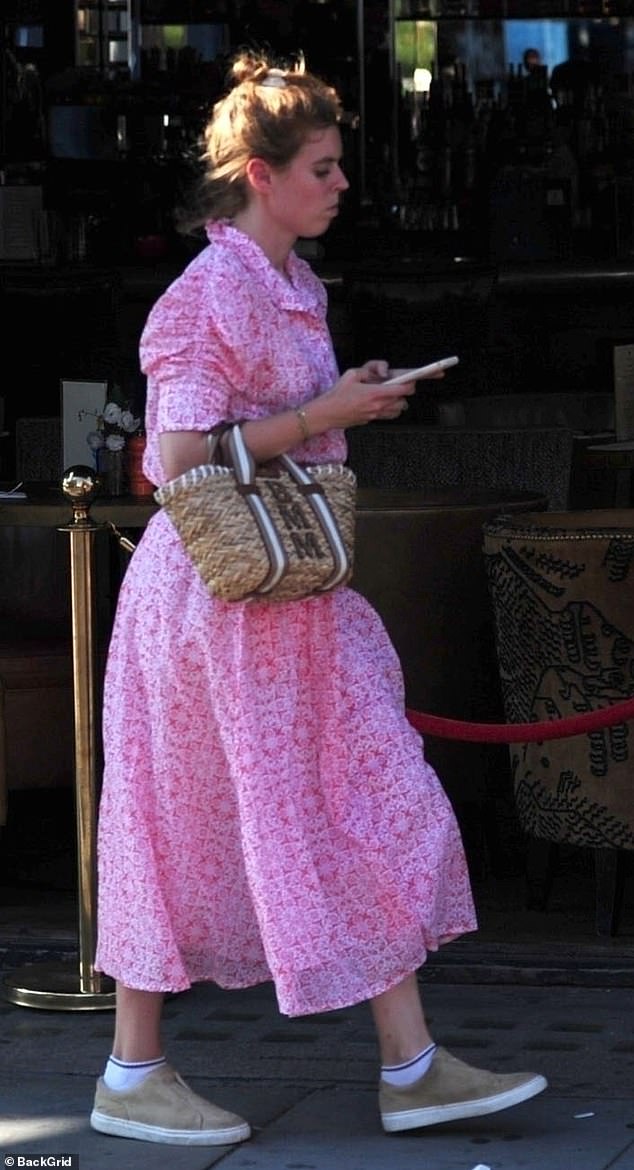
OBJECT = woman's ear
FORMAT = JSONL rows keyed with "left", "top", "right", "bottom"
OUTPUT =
{"left": 245, "top": 156, "right": 273, "bottom": 194}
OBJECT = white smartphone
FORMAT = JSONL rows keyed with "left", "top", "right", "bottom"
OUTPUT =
{"left": 382, "top": 355, "right": 459, "bottom": 387}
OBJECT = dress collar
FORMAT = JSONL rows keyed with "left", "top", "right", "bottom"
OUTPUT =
{"left": 205, "top": 220, "right": 322, "bottom": 314}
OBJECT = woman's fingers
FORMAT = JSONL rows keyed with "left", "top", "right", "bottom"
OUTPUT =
{"left": 323, "top": 370, "right": 416, "bottom": 428}
{"left": 359, "top": 358, "right": 389, "bottom": 382}
{"left": 377, "top": 397, "right": 409, "bottom": 420}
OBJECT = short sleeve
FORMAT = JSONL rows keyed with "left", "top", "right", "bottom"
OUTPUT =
{"left": 141, "top": 265, "right": 238, "bottom": 436}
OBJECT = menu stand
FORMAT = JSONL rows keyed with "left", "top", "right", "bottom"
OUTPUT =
{"left": 3, "top": 468, "right": 116, "bottom": 1010}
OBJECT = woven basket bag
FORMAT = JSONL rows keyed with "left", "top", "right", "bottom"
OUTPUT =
{"left": 155, "top": 423, "right": 356, "bottom": 602}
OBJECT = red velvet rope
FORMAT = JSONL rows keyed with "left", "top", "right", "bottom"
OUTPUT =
{"left": 405, "top": 697, "right": 634, "bottom": 743}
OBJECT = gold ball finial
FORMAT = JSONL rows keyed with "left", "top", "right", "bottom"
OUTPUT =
{"left": 61, "top": 465, "right": 101, "bottom": 501}
{"left": 61, "top": 465, "right": 102, "bottom": 525}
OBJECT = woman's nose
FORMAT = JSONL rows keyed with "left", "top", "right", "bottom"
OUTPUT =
{"left": 335, "top": 165, "right": 350, "bottom": 191}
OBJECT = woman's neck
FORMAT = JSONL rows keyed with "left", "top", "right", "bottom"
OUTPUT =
{"left": 232, "top": 206, "right": 294, "bottom": 275}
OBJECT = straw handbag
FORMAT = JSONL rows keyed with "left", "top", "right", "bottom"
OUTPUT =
{"left": 154, "top": 423, "right": 356, "bottom": 602}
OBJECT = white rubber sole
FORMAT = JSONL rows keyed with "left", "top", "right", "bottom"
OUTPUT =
{"left": 381, "top": 1073, "right": 548, "bottom": 1133}
{"left": 90, "top": 1109, "right": 251, "bottom": 1146}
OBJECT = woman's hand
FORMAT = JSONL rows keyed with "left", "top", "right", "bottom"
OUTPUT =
{"left": 358, "top": 359, "right": 390, "bottom": 383}
{"left": 308, "top": 364, "right": 416, "bottom": 431}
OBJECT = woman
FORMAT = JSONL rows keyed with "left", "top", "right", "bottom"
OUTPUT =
{"left": 91, "top": 51, "right": 546, "bottom": 1146}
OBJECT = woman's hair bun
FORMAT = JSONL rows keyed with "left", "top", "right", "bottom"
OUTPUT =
{"left": 228, "top": 49, "right": 306, "bottom": 89}
{"left": 230, "top": 51, "right": 274, "bottom": 88}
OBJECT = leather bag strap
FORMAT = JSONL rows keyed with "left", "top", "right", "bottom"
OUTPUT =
{"left": 220, "top": 424, "right": 288, "bottom": 595}
{"left": 277, "top": 453, "right": 350, "bottom": 590}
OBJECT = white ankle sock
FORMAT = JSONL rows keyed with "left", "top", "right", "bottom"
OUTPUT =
{"left": 381, "top": 1043, "right": 437, "bottom": 1087}
{"left": 103, "top": 1055, "right": 166, "bottom": 1091}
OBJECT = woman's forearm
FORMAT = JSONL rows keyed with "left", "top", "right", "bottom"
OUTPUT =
{"left": 158, "top": 363, "right": 411, "bottom": 479}
{"left": 158, "top": 397, "right": 331, "bottom": 480}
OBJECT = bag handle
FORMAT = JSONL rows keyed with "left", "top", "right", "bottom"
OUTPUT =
{"left": 216, "top": 424, "right": 350, "bottom": 595}
{"left": 219, "top": 424, "right": 288, "bottom": 595}
{"left": 277, "top": 454, "right": 350, "bottom": 591}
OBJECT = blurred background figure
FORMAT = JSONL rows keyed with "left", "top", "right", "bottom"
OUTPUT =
{"left": 550, "top": 27, "right": 601, "bottom": 110}
{"left": 522, "top": 46, "right": 543, "bottom": 75}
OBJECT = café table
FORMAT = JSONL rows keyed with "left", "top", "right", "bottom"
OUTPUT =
{"left": 583, "top": 440, "right": 634, "bottom": 507}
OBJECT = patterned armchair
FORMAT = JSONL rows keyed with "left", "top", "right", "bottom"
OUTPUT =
{"left": 483, "top": 509, "right": 634, "bottom": 935}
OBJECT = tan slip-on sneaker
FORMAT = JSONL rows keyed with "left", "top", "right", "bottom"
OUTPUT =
{"left": 380, "top": 1047, "right": 547, "bottom": 1133}
{"left": 90, "top": 1062, "right": 251, "bottom": 1146}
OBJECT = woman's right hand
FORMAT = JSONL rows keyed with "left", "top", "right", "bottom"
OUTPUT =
{"left": 311, "top": 366, "right": 416, "bottom": 431}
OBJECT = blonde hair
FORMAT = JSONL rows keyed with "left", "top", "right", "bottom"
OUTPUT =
{"left": 176, "top": 51, "right": 342, "bottom": 234}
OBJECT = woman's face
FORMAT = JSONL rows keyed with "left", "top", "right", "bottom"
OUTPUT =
{"left": 266, "top": 126, "right": 349, "bottom": 239}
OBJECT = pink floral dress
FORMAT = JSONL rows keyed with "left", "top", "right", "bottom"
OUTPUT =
{"left": 95, "top": 222, "right": 477, "bottom": 1016}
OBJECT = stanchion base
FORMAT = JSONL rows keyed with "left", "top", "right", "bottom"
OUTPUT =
{"left": 3, "top": 961, "right": 116, "bottom": 1010}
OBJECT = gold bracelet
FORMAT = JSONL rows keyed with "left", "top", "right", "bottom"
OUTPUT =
{"left": 295, "top": 406, "right": 310, "bottom": 442}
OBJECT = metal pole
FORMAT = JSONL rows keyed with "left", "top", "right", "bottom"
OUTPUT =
{"left": 357, "top": 0, "right": 367, "bottom": 203}
{"left": 69, "top": 518, "right": 99, "bottom": 992}
{"left": 127, "top": 0, "right": 141, "bottom": 81}
{"left": 3, "top": 468, "right": 115, "bottom": 1010}
{"left": 388, "top": 0, "right": 399, "bottom": 191}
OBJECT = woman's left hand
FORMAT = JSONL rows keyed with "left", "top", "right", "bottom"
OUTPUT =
{"left": 358, "top": 359, "right": 415, "bottom": 418}
{"left": 359, "top": 359, "right": 390, "bottom": 383}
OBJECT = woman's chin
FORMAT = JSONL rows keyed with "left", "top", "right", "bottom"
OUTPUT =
{"left": 304, "top": 215, "right": 337, "bottom": 238}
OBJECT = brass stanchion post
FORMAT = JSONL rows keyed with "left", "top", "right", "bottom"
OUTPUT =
{"left": 3, "top": 468, "right": 116, "bottom": 1010}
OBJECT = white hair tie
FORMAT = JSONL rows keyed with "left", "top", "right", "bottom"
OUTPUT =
{"left": 260, "top": 69, "right": 287, "bottom": 89}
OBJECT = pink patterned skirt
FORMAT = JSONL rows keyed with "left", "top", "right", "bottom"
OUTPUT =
{"left": 95, "top": 511, "right": 477, "bottom": 1016}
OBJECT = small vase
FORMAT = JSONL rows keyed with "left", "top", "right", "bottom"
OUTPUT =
{"left": 103, "top": 447, "right": 126, "bottom": 497}
{"left": 125, "top": 434, "right": 155, "bottom": 497}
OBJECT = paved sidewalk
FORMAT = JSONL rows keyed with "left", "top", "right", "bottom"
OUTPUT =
{"left": 2, "top": 974, "right": 633, "bottom": 1170}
